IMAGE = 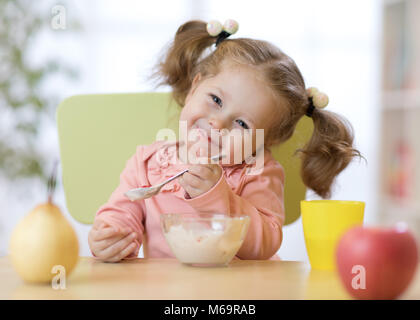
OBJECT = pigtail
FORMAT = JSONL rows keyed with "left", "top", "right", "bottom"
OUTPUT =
{"left": 151, "top": 20, "right": 215, "bottom": 106}
{"left": 299, "top": 108, "right": 362, "bottom": 198}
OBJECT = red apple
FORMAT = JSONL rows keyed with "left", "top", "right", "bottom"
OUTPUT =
{"left": 336, "top": 223, "right": 418, "bottom": 299}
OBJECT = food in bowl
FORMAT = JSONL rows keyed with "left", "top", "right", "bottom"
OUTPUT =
{"left": 160, "top": 213, "right": 250, "bottom": 267}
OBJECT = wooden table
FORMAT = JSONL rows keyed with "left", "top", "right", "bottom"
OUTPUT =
{"left": 1, "top": 256, "right": 419, "bottom": 299}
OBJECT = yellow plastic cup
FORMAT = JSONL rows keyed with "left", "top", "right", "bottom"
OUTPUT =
{"left": 301, "top": 200, "right": 365, "bottom": 271}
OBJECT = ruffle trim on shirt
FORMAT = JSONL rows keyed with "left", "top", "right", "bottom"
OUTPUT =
{"left": 146, "top": 141, "right": 189, "bottom": 199}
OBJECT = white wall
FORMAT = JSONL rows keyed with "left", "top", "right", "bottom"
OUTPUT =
{"left": 0, "top": 0, "right": 382, "bottom": 261}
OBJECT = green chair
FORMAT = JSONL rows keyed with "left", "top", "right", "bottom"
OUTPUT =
{"left": 56, "top": 93, "right": 313, "bottom": 226}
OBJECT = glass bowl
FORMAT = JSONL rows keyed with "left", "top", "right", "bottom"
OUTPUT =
{"left": 160, "top": 213, "right": 250, "bottom": 267}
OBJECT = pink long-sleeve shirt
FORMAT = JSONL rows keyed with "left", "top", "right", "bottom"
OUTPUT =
{"left": 94, "top": 140, "right": 285, "bottom": 260}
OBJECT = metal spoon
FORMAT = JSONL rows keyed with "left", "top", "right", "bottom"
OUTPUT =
{"left": 124, "top": 154, "right": 225, "bottom": 201}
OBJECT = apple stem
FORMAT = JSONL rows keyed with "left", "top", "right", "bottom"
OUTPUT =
{"left": 47, "top": 160, "right": 59, "bottom": 204}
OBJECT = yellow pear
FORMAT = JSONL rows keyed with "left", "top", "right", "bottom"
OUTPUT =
{"left": 9, "top": 161, "right": 79, "bottom": 283}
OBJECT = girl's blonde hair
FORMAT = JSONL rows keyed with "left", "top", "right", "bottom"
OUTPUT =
{"left": 151, "top": 20, "right": 361, "bottom": 198}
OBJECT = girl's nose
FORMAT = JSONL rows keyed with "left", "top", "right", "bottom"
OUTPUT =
{"left": 208, "top": 118, "right": 225, "bottom": 130}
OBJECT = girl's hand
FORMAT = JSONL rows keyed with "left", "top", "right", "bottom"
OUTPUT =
{"left": 178, "top": 163, "right": 222, "bottom": 198}
{"left": 88, "top": 219, "right": 139, "bottom": 262}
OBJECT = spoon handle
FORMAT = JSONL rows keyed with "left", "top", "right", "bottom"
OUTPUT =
{"left": 158, "top": 169, "right": 189, "bottom": 187}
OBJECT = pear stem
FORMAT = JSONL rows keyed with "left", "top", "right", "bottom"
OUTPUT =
{"left": 47, "top": 160, "right": 59, "bottom": 204}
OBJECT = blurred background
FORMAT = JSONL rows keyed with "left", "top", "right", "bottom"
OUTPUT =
{"left": 1, "top": 0, "right": 418, "bottom": 262}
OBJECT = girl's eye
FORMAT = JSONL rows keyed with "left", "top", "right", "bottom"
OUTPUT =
{"left": 236, "top": 119, "right": 249, "bottom": 129}
{"left": 210, "top": 94, "right": 222, "bottom": 107}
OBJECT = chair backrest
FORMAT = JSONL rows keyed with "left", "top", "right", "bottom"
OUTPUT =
{"left": 56, "top": 93, "right": 313, "bottom": 225}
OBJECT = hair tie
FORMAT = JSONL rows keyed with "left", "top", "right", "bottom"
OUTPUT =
{"left": 306, "top": 97, "right": 315, "bottom": 117}
{"left": 206, "top": 19, "right": 239, "bottom": 47}
{"left": 306, "top": 87, "right": 329, "bottom": 117}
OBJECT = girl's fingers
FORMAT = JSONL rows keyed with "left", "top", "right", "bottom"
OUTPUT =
{"left": 94, "top": 229, "right": 131, "bottom": 251}
{"left": 92, "top": 219, "right": 108, "bottom": 230}
{"left": 179, "top": 177, "right": 199, "bottom": 195}
{"left": 106, "top": 241, "right": 138, "bottom": 263}
{"left": 179, "top": 177, "right": 203, "bottom": 199}
{"left": 99, "top": 232, "right": 138, "bottom": 261}
{"left": 182, "top": 171, "right": 204, "bottom": 188}
{"left": 207, "top": 163, "right": 222, "bottom": 176}
{"left": 187, "top": 165, "right": 213, "bottom": 180}
{"left": 93, "top": 226, "right": 121, "bottom": 241}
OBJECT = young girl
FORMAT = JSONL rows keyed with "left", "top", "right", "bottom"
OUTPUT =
{"left": 88, "top": 19, "right": 360, "bottom": 263}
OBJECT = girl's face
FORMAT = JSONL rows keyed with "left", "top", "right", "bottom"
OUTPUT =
{"left": 179, "top": 64, "right": 277, "bottom": 165}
